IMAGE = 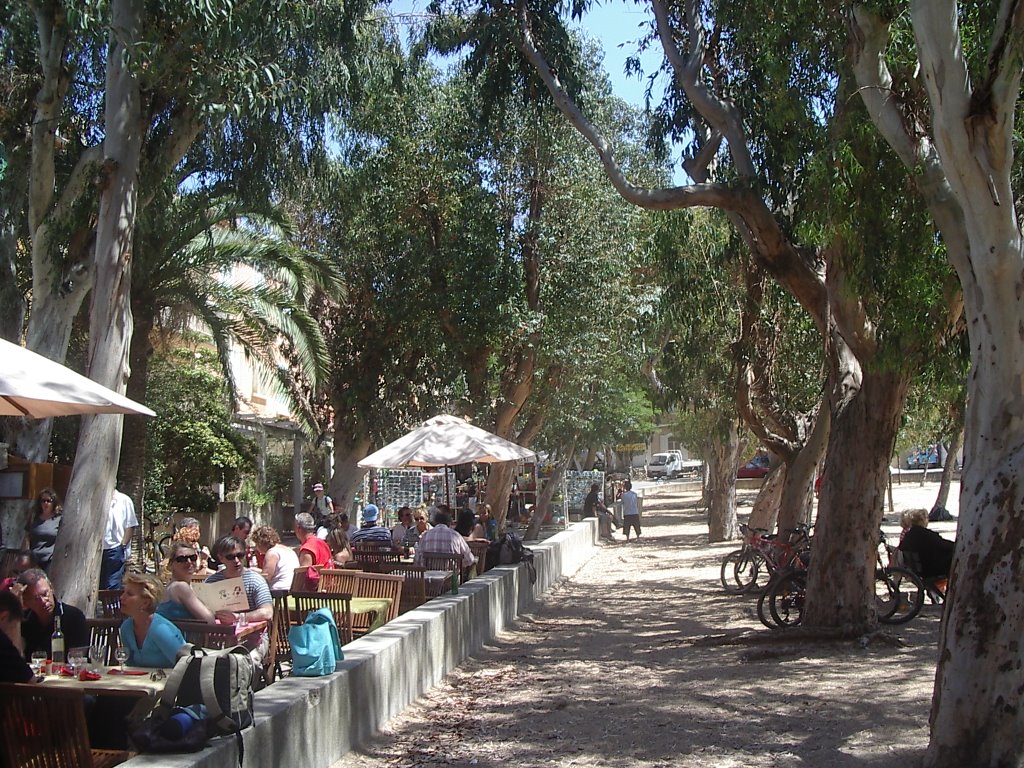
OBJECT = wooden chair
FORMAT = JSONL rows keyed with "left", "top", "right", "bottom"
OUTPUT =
{"left": 171, "top": 620, "right": 239, "bottom": 650}
{"left": 97, "top": 589, "right": 124, "bottom": 618}
{"left": 0, "top": 683, "right": 131, "bottom": 768}
{"left": 467, "top": 539, "right": 490, "bottom": 576}
{"left": 381, "top": 564, "right": 428, "bottom": 613}
{"left": 317, "top": 568, "right": 360, "bottom": 595}
{"left": 353, "top": 572, "right": 403, "bottom": 624}
{"left": 264, "top": 591, "right": 290, "bottom": 684}
{"left": 352, "top": 550, "right": 403, "bottom": 572}
{"left": 289, "top": 566, "right": 314, "bottom": 593}
{"left": 289, "top": 590, "right": 353, "bottom": 645}
{"left": 351, "top": 540, "right": 393, "bottom": 553}
{"left": 342, "top": 561, "right": 366, "bottom": 570}
{"left": 85, "top": 618, "right": 123, "bottom": 666}
{"left": 420, "top": 552, "right": 464, "bottom": 593}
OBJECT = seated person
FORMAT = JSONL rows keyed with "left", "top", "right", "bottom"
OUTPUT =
{"left": 899, "top": 508, "right": 955, "bottom": 579}
{"left": 119, "top": 572, "right": 187, "bottom": 668}
{"left": 0, "top": 589, "right": 33, "bottom": 682}
{"left": 414, "top": 510, "right": 476, "bottom": 569}
{"left": 349, "top": 505, "right": 396, "bottom": 548}
{"left": 296, "top": 513, "right": 333, "bottom": 586}
{"left": 391, "top": 507, "right": 414, "bottom": 548}
{"left": 0, "top": 550, "right": 38, "bottom": 592}
{"left": 474, "top": 504, "right": 497, "bottom": 542}
{"left": 173, "top": 517, "right": 214, "bottom": 573}
{"left": 253, "top": 525, "right": 301, "bottom": 591}
{"left": 454, "top": 508, "right": 477, "bottom": 538}
{"left": 205, "top": 535, "right": 273, "bottom": 662}
{"left": 231, "top": 516, "right": 257, "bottom": 567}
{"left": 16, "top": 568, "right": 88, "bottom": 660}
{"left": 326, "top": 528, "right": 353, "bottom": 566}
{"left": 156, "top": 542, "right": 216, "bottom": 622}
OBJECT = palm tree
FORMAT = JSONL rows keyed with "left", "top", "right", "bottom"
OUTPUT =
{"left": 118, "top": 185, "right": 341, "bottom": 525}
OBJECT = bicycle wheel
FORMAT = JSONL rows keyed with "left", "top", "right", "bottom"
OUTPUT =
{"left": 876, "top": 566, "right": 925, "bottom": 624}
{"left": 720, "top": 548, "right": 766, "bottom": 594}
{"left": 767, "top": 569, "right": 807, "bottom": 628}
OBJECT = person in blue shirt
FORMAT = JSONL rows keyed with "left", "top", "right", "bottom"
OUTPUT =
{"left": 119, "top": 572, "right": 186, "bottom": 668}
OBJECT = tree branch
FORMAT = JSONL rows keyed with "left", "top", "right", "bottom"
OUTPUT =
{"left": 654, "top": 0, "right": 756, "bottom": 179}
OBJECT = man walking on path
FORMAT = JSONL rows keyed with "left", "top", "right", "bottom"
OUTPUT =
{"left": 621, "top": 480, "right": 641, "bottom": 541}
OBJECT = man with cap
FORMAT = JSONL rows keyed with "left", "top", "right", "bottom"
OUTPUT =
{"left": 308, "top": 483, "right": 333, "bottom": 537}
{"left": 349, "top": 504, "right": 395, "bottom": 547}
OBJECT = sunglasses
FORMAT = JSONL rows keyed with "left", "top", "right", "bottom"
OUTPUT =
{"left": 222, "top": 552, "right": 244, "bottom": 561}
{"left": 173, "top": 554, "right": 198, "bottom": 563}
{"left": 40, "top": 498, "right": 54, "bottom": 504}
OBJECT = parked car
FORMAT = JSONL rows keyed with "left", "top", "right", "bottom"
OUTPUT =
{"left": 647, "top": 451, "right": 685, "bottom": 479}
{"left": 737, "top": 455, "right": 771, "bottom": 479}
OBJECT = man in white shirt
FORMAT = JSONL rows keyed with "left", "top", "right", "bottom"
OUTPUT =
{"left": 99, "top": 488, "right": 138, "bottom": 589}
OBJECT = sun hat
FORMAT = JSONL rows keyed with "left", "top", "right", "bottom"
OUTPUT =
{"left": 361, "top": 504, "right": 379, "bottom": 523}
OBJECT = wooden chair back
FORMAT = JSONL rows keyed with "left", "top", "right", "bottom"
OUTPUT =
{"left": 289, "top": 566, "right": 313, "bottom": 592}
{"left": 466, "top": 539, "right": 490, "bottom": 575}
{"left": 96, "top": 589, "right": 124, "bottom": 618}
{"left": 85, "top": 618, "right": 123, "bottom": 665}
{"left": 317, "top": 568, "right": 360, "bottom": 595}
{"left": 352, "top": 550, "right": 403, "bottom": 572}
{"left": 170, "top": 620, "right": 238, "bottom": 650}
{"left": 351, "top": 540, "right": 393, "bottom": 553}
{"left": 353, "top": 572, "right": 404, "bottom": 623}
{"left": 380, "top": 564, "right": 428, "bottom": 613}
{"left": 0, "top": 683, "right": 130, "bottom": 768}
{"left": 289, "top": 590, "right": 353, "bottom": 645}
{"left": 342, "top": 561, "right": 366, "bottom": 570}
{"left": 264, "top": 591, "right": 290, "bottom": 684}
{"left": 420, "top": 552, "right": 464, "bottom": 592}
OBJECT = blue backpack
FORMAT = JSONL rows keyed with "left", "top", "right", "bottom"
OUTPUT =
{"left": 288, "top": 608, "right": 343, "bottom": 676}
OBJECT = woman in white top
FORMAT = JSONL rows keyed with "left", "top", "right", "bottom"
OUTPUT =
{"left": 253, "top": 525, "right": 301, "bottom": 591}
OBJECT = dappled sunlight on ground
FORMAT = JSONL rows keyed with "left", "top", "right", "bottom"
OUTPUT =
{"left": 332, "top": 482, "right": 956, "bottom": 768}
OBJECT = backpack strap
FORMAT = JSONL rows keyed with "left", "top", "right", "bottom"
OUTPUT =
{"left": 199, "top": 646, "right": 252, "bottom": 729}
{"left": 158, "top": 645, "right": 207, "bottom": 711}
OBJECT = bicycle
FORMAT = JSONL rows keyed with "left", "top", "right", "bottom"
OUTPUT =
{"left": 720, "top": 522, "right": 811, "bottom": 595}
{"left": 758, "top": 530, "right": 927, "bottom": 629}
{"left": 140, "top": 510, "right": 177, "bottom": 573}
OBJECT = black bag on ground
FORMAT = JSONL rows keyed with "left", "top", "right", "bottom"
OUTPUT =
{"left": 488, "top": 530, "right": 537, "bottom": 584}
{"left": 929, "top": 506, "right": 956, "bottom": 522}
{"left": 130, "top": 645, "right": 255, "bottom": 757}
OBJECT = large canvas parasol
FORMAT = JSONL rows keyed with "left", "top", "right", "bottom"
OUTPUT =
{"left": 0, "top": 338, "right": 155, "bottom": 418}
{"left": 358, "top": 414, "right": 535, "bottom": 505}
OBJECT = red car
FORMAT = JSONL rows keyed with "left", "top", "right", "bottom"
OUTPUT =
{"left": 737, "top": 456, "right": 771, "bottom": 478}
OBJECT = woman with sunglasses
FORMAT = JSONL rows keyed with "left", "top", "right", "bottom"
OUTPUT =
{"left": 155, "top": 542, "right": 215, "bottom": 622}
{"left": 22, "top": 488, "right": 62, "bottom": 572}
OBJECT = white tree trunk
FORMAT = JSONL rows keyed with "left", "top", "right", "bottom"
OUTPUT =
{"left": 49, "top": 0, "right": 144, "bottom": 611}
{"left": 704, "top": 417, "right": 743, "bottom": 542}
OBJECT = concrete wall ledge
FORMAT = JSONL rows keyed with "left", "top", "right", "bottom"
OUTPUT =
{"left": 123, "top": 519, "right": 599, "bottom": 768}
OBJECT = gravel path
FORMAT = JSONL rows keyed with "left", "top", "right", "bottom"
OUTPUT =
{"left": 331, "top": 482, "right": 957, "bottom": 768}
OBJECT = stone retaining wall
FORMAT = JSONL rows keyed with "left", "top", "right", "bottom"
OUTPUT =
{"left": 122, "top": 519, "right": 599, "bottom": 767}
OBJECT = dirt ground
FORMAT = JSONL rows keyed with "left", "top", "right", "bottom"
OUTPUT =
{"left": 331, "top": 478, "right": 959, "bottom": 768}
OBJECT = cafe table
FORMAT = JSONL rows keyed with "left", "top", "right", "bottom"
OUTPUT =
{"left": 39, "top": 666, "right": 171, "bottom": 699}
{"left": 284, "top": 595, "right": 392, "bottom": 636}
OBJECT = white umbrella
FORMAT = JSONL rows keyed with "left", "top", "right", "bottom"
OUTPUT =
{"left": 0, "top": 338, "right": 156, "bottom": 418}
{"left": 359, "top": 414, "right": 534, "bottom": 468}
{"left": 358, "top": 414, "right": 535, "bottom": 505}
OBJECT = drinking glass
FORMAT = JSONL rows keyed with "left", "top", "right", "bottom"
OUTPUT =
{"left": 114, "top": 647, "right": 129, "bottom": 672}
{"left": 30, "top": 651, "right": 47, "bottom": 676}
{"left": 67, "top": 648, "right": 87, "bottom": 675}
{"left": 89, "top": 643, "right": 106, "bottom": 672}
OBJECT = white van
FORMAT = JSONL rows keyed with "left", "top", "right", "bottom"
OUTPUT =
{"left": 647, "top": 450, "right": 684, "bottom": 479}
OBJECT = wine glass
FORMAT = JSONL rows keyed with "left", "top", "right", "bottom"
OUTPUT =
{"left": 114, "top": 647, "right": 129, "bottom": 672}
{"left": 67, "top": 649, "right": 87, "bottom": 676}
